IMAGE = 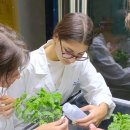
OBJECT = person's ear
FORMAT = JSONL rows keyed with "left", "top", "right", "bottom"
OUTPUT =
{"left": 53, "top": 34, "right": 60, "bottom": 44}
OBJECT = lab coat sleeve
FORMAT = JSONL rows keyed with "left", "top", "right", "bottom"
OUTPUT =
{"left": 6, "top": 68, "right": 30, "bottom": 129}
{"left": 79, "top": 59, "right": 115, "bottom": 118}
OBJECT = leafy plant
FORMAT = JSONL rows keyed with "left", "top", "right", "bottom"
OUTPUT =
{"left": 14, "top": 88, "right": 62, "bottom": 125}
{"left": 108, "top": 112, "right": 130, "bottom": 130}
{"left": 113, "top": 49, "right": 129, "bottom": 68}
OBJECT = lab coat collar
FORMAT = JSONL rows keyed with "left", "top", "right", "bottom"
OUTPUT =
{"left": 31, "top": 46, "right": 56, "bottom": 92}
{"left": 32, "top": 46, "right": 49, "bottom": 75}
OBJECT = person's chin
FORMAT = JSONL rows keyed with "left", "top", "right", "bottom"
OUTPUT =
{"left": 62, "top": 59, "right": 71, "bottom": 65}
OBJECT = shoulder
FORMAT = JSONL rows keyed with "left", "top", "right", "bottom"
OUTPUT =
{"left": 92, "top": 34, "right": 106, "bottom": 46}
{"left": 30, "top": 46, "right": 47, "bottom": 65}
{"left": 23, "top": 46, "right": 48, "bottom": 74}
{"left": 30, "top": 46, "right": 46, "bottom": 62}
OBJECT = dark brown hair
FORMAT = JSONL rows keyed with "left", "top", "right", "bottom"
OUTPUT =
{"left": 53, "top": 13, "right": 94, "bottom": 46}
{"left": 0, "top": 24, "right": 29, "bottom": 86}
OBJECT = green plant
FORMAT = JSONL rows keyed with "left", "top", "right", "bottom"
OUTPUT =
{"left": 108, "top": 112, "right": 130, "bottom": 130}
{"left": 113, "top": 49, "right": 129, "bottom": 68}
{"left": 14, "top": 88, "right": 62, "bottom": 125}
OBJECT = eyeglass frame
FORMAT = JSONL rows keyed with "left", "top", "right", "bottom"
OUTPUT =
{"left": 59, "top": 40, "right": 88, "bottom": 61}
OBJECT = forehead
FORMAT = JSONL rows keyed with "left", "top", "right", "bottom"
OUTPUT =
{"left": 61, "top": 40, "right": 88, "bottom": 52}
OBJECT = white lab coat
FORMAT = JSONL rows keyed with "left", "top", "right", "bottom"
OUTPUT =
{"left": 7, "top": 42, "right": 115, "bottom": 129}
{"left": 0, "top": 87, "right": 14, "bottom": 130}
{"left": 0, "top": 117, "right": 14, "bottom": 130}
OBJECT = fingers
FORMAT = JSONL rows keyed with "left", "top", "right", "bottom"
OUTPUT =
{"left": 76, "top": 118, "right": 95, "bottom": 128}
{"left": 76, "top": 114, "right": 92, "bottom": 122}
{"left": 54, "top": 118, "right": 65, "bottom": 126}
{"left": 0, "top": 96, "right": 15, "bottom": 105}
{"left": 80, "top": 105, "right": 94, "bottom": 111}
{"left": 55, "top": 117, "right": 68, "bottom": 126}
{"left": 76, "top": 119, "right": 100, "bottom": 128}
{"left": 76, "top": 121, "right": 93, "bottom": 128}
{"left": 35, "top": 118, "right": 69, "bottom": 130}
{"left": 0, "top": 104, "right": 14, "bottom": 117}
{"left": 89, "top": 124, "right": 103, "bottom": 130}
{"left": 89, "top": 123, "right": 97, "bottom": 129}
{"left": 46, "top": 117, "right": 68, "bottom": 130}
{"left": 74, "top": 105, "right": 94, "bottom": 127}
{"left": 0, "top": 103, "right": 14, "bottom": 112}
{"left": 76, "top": 115, "right": 101, "bottom": 127}
{"left": 0, "top": 96, "right": 14, "bottom": 117}
{"left": 58, "top": 118, "right": 68, "bottom": 130}
{"left": 3, "top": 108, "right": 13, "bottom": 117}
{"left": 75, "top": 112, "right": 101, "bottom": 127}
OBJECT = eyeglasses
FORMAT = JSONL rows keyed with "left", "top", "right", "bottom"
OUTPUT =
{"left": 59, "top": 40, "right": 88, "bottom": 61}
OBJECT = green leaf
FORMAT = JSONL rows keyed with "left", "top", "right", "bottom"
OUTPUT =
{"left": 108, "top": 112, "right": 130, "bottom": 130}
{"left": 14, "top": 88, "right": 62, "bottom": 125}
{"left": 113, "top": 49, "right": 129, "bottom": 68}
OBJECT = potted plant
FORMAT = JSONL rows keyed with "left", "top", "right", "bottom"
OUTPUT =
{"left": 113, "top": 49, "right": 129, "bottom": 68}
{"left": 14, "top": 88, "right": 62, "bottom": 125}
{"left": 108, "top": 112, "right": 130, "bottom": 130}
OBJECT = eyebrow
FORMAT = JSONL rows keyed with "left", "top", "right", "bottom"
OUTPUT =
{"left": 65, "top": 47, "right": 86, "bottom": 54}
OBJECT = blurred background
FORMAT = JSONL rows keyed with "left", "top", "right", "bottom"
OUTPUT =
{"left": 0, "top": 0, "right": 129, "bottom": 50}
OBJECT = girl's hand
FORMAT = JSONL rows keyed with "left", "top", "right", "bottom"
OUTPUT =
{"left": 0, "top": 95, "right": 15, "bottom": 117}
{"left": 75, "top": 103, "right": 108, "bottom": 128}
{"left": 89, "top": 124, "right": 103, "bottom": 130}
{"left": 35, "top": 117, "right": 68, "bottom": 130}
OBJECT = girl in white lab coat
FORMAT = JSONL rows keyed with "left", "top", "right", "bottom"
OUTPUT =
{"left": 0, "top": 24, "right": 29, "bottom": 130}
{"left": 0, "top": 24, "right": 68, "bottom": 130}
{"left": 8, "top": 13, "right": 115, "bottom": 129}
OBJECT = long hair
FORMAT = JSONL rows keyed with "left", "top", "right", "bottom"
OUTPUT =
{"left": 0, "top": 24, "right": 29, "bottom": 86}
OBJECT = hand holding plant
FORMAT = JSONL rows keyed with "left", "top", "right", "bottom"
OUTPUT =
{"left": 0, "top": 95, "right": 15, "bottom": 117}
